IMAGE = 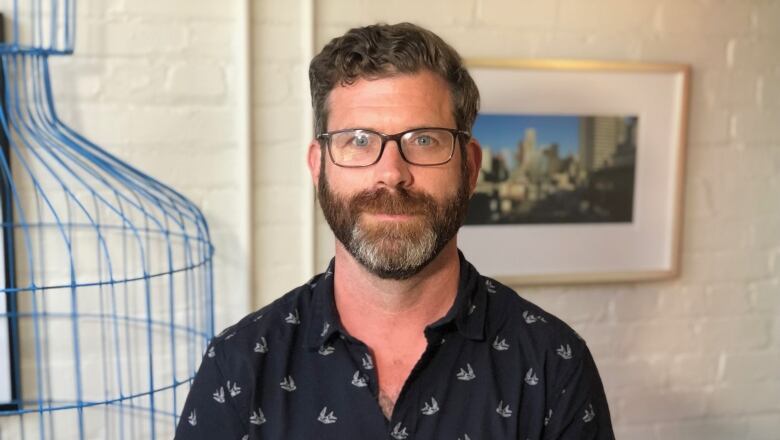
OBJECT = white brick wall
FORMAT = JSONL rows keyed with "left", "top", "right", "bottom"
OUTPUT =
{"left": 4, "top": 0, "right": 776, "bottom": 438}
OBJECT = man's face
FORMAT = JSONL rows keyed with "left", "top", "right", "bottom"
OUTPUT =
{"left": 309, "top": 71, "right": 478, "bottom": 279}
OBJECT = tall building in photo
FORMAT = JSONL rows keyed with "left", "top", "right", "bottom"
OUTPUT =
{"left": 579, "top": 116, "right": 626, "bottom": 171}
{"left": 517, "top": 127, "right": 537, "bottom": 169}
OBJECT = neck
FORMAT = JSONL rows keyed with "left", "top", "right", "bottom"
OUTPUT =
{"left": 332, "top": 240, "right": 461, "bottom": 337}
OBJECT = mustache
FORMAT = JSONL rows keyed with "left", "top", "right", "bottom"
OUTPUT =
{"left": 350, "top": 187, "right": 437, "bottom": 216}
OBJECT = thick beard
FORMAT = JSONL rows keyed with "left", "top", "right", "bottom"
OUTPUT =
{"left": 318, "top": 156, "right": 471, "bottom": 280}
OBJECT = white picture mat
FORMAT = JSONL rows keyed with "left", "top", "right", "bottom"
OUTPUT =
{"left": 459, "top": 63, "right": 687, "bottom": 282}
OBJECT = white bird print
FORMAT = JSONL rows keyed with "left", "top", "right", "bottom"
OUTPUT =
{"left": 421, "top": 397, "right": 440, "bottom": 415}
{"left": 544, "top": 408, "right": 553, "bottom": 426}
{"left": 583, "top": 404, "right": 596, "bottom": 423}
{"left": 456, "top": 363, "right": 476, "bottom": 381}
{"left": 254, "top": 337, "right": 269, "bottom": 353}
{"left": 351, "top": 371, "right": 368, "bottom": 387}
{"left": 317, "top": 407, "right": 337, "bottom": 424}
{"left": 318, "top": 345, "right": 335, "bottom": 356}
{"left": 496, "top": 400, "right": 512, "bottom": 418}
{"left": 492, "top": 336, "right": 510, "bottom": 351}
{"left": 321, "top": 322, "right": 331, "bottom": 337}
{"left": 524, "top": 368, "right": 539, "bottom": 386}
{"left": 556, "top": 344, "right": 572, "bottom": 360}
{"left": 522, "top": 310, "right": 547, "bottom": 324}
{"left": 280, "top": 375, "right": 296, "bottom": 392}
{"left": 253, "top": 313, "right": 264, "bottom": 322}
{"left": 468, "top": 304, "right": 477, "bottom": 315}
{"left": 227, "top": 381, "right": 242, "bottom": 397}
{"left": 362, "top": 353, "right": 374, "bottom": 370}
{"left": 250, "top": 408, "right": 266, "bottom": 425}
{"left": 207, "top": 346, "right": 215, "bottom": 358}
{"left": 187, "top": 410, "right": 197, "bottom": 426}
{"left": 285, "top": 309, "right": 300, "bottom": 325}
{"left": 212, "top": 386, "right": 225, "bottom": 403}
{"left": 485, "top": 279, "right": 497, "bottom": 293}
{"left": 225, "top": 332, "right": 236, "bottom": 340}
{"left": 390, "top": 422, "right": 409, "bottom": 439}
{"left": 458, "top": 435, "right": 472, "bottom": 440}
{"left": 242, "top": 436, "right": 248, "bottom": 440}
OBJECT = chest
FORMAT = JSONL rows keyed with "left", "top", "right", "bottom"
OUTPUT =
{"left": 245, "top": 335, "right": 542, "bottom": 440}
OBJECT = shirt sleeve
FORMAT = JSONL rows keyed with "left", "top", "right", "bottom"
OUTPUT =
{"left": 542, "top": 345, "right": 615, "bottom": 440}
{"left": 174, "top": 343, "right": 248, "bottom": 440}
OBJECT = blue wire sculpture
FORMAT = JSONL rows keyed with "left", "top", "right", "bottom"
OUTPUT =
{"left": 0, "top": 0, "right": 215, "bottom": 438}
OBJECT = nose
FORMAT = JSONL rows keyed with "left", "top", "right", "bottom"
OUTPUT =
{"left": 373, "top": 139, "right": 412, "bottom": 188}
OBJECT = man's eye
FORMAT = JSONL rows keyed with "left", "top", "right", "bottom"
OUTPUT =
{"left": 412, "top": 135, "right": 436, "bottom": 146}
{"left": 352, "top": 135, "right": 371, "bottom": 147}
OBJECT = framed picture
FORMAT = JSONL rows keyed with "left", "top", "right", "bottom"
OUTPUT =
{"left": 460, "top": 59, "right": 690, "bottom": 284}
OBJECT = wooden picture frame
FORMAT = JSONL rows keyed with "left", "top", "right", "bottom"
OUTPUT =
{"left": 460, "top": 59, "right": 690, "bottom": 285}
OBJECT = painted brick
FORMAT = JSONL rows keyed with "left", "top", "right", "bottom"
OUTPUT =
{"left": 620, "top": 320, "right": 698, "bottom": 355}
{"left": 48, "top": 58, "right": 104, "bottom": 100}
{"left": 101, "top": 59, "right": 165, "bottom": 103}
{"left": 127, "top": 106, "right": 238, "bottom": 145}
{"left": 750, "top": 279, "right": 780, "bottom": 313}
{"left": 682, "top": 250, "right": 771, "bottom": 283}
{"left": 730, "top": 37, "right": 780, "bottom": 70}
{"left": 618, "top": 390, "right": 706, "bottom": 423}
{"left": 530, "top": 31, "right": 644, "bottom": 61}
{"left": 253, "top": 64, "right": 297, "bottom": 105}
{"left": 722, "top": 350, "right": 780, "bottom": 383}
{"left": 612, "top": 424, "right": 656, "bottom": 440}
{"left": 641, "top": 33, "right": 733, "bottom": 69}
{"left": 253, "top": 104, "right": 306, "bottom": 145}
{"left": 476, "top": 0, "right": 556, "bottom": 29}
{"left": 117, "top": 0, "right": 234, "bottom": 20}
{"left": 186, "top": 21, "right": 239, "bottom": 59}
{"left": 252, "top": 23, "right": 301, "bottom": 62}
{"left": 254, "top": 143, "right": 307, "bottom": 186}
{"left": 255, "top": 186, "right": 304, "bottom": 225}
{"left": 429, "top": 26, "right": 543, "bottom": 59}
{"left": 686, "top": 106, "right": 732, "bottom": 145}
{"left": 696, "top": 317, "right": 771, "bottom": 352}
{"left": 318, "top": 0, "right": 475, "bottom": 27}
{"left": 707, "top": 383, "right": 780, "bottom": 416}
{"left": 253, "top": 0, "right": 302, "bottom": 25}
{"left": 655, "top": 418, "right": 750, "bottom": 440}
{"left": 611, "top": 285, "right": 662, "bottom": 321}
{"left": 104, "top": 21, "right": 189, "bottom": 56}
{"left": 732, "top": 108, "right": 780, "bottom": 143}
{"left": 746, "top": 414, "right": 780, "bottom": 440}
{"left": 598, "top": 358, "right": 667, "bottom": 392}
{"left": 656, "top": 0, "right": 755, "bottom": 36}
{"left": 668, "top": 353, "right": 721, "bottom": 388}
{"left": 557, "top": 0, "right": 660, "bottom": 34}
{"left": 165, "top": 62, "right": 226, "bottom": 99}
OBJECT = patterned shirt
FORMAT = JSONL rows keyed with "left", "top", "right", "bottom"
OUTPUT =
{"left": 175, "top": 253, "right": 614, "bottom": 439}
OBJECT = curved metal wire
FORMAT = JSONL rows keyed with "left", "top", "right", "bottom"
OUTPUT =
{"left": 0, "top": 1, "right": 215, "bottom": 439}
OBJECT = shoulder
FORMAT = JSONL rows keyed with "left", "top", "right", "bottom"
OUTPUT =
{"left": 206, "top": 278, "right": 319, "bottom": 363}
{"left": 481, "top": 276, "right": 588, "bottom": 369}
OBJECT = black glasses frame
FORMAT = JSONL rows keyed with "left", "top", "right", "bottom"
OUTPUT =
{"left": 316, "top": 127, "right": 471, "bottom": 168}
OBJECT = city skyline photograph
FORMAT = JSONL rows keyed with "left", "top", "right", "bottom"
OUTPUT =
{"left": 466, "top": 113, "right": 639, "bottom": 225}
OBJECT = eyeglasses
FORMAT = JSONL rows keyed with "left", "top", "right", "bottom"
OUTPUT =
{"left": 316, "top": 127, "right": 470, "bottom": 168}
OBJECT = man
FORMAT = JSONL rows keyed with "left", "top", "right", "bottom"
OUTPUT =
{"left": 176, "top": 23, "right": 614, "bottom": 440}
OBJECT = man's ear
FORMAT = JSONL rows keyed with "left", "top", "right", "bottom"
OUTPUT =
{"left": 307, "top": 139, "right": 323, "bottom": 188}
{"left": 466, "top": 137, "right": 482, "bottom": 195}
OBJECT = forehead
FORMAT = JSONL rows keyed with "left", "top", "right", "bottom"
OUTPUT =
{"left": 326, "top": 70, "right": 454, "bottom": 131}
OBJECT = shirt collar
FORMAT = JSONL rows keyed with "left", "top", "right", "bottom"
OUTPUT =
{"left": 304, "top": 251, "right": 487, "bottom": 349}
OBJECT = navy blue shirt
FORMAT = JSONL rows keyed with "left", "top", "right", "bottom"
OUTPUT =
{"left": 175, "top": 253, "right": 614, "bottom": 439}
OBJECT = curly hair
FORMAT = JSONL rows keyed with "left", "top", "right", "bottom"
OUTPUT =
{"left": 308, "top": 23, "right": 480, "bottom": 136}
